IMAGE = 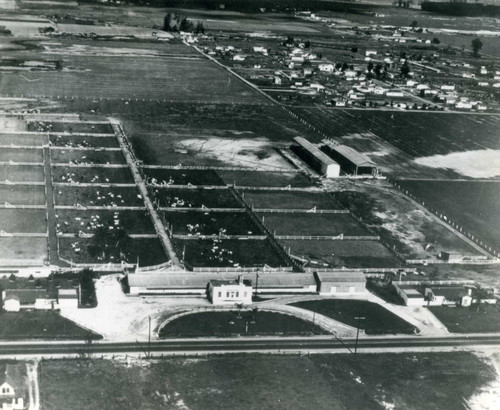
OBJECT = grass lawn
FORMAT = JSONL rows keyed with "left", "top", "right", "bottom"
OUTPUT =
{"left": 0, "top": 133, "right": 46, "bottom": 146}
{"left": 0, "top": 237, "right": 48, "bottom": 262}
{"left": 219, "top": 171, "right": 312, "bottom": 188}
{"left": 291, "top": 299, "right": 417, "bottom": 335}
{"left": 164, "top": 211, "right": 261, "bottom": 236}
{"left": 280, "top": 239, "right": 402, "bottom": 268}
{"left": 0, "top": 311, "right": 101, "bottom": 340}
{"left": 0, "top": 208, "right": 47, "bottom": 233}
{"left": 429, "top": 304, "right": 500, "bottom": 333}
{"left": 159, "top": 310, "right": 327, "bottom": 338}
{"left": 259, "top": 213, "right": 369, "bottom": 237}
{"left": 152, "top": 187, "right": 242, "bottom": 209}
{"left": 52, "top": 166, "right": 134, "bottom": 184}
{"left": 39, "top": 352, "right": 495, "bottom": 410}
{"left": 241, "top": 190, "right": 341, "bottom": 210}
{"left": 0, "top": 185, "right": 46, "bottom": 206}
{"left": 0, "top": 148, "right": 43, "bottom": 163}
{"left": 175, "top": 238, "right": 289, "bottom": 268}
{"left": 54, "top": 186, "right": 144, "bottom": 207}
{"left": 0, "top": 165, "right": 44, "bottom": 182}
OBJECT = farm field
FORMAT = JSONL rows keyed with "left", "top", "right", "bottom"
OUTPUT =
{"left": 49, "top": 134, "right": 119, "bottom": 148}
{"left": 152, "top": 187, "right": 242, "bottom": 209}
{"left": 54, "top": 186, "right": 144, "bottom": 207}
{"left": 0, "top": 185, "right": 46, "bottom": 205}
{"left": 175, "top": 238, "right": 289, "bottom": 268}
{"left": 0, "top": 133, "right": 46, "bottom": 146}
{"left": 327, "top": 179, "right": 483, "bottom": 260}
{"left": 28, "top": 121, "right": 114, "bottom": 134}
{"left": 164, "top": 211, "right": 261, "bottom": 236}
{"left": 52, "top": 166, "right": 134, "bottom": 184}
{"left": 143, "top": 168, "right": 224, "bottom": 186}
{"left": 1, "top": 54, "right": 265, "bottom": 104}
{"left": 38, "top": 353, "right": 495, "bottom": 410}
{"left": 50, "top": 149, "right": 126, "bottom": 165}
{"left": 160, "top": 311, "right": 327, "bottom": 338}
{"left": 0, "top": 165, "right": 44, "bottom": 182}
{"left": 58, "top": 237, "right": 168, "bottom": 266}
{"left": 0, "top": 311, "right": 102, "bottom": 340}
{"left": 291, "top": 299, "right": 417, "bottom": 335}
{"left": 0, "top": 147, "right": 43, "bottom": 163}
{"left": 0, "top": 237, "right": 48, "bottom": 261}
{"left": 397, "top": 180, "right": 500, "bottom": 252}
{"left": 429, "top": 305, "right": 500, "bottom": 333}
{"left": 280, "top": 239, "right": 402, "bottom": 269}
{"left": 0, "top": 208, "right": 47, "bottom": 233}
{"left": 219, "top": 170, "right": 313, "bottom": 188}
{"left": 241, "top": 190, "right": 341, "bottom": 210}
{"left": 259, "top": 212, "right": 369, "bottom": 237}
{"left": 55, "top": 210, "right": 155, "bottom": 235}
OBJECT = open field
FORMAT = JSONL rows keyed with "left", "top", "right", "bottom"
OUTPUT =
{"left": 143, "top": 168, "right": 225, "bottom": 186}
{"left": 280, "top": 239, "right": 402, "bottom": 269}
{"left": 259, "top": 213, "right": 368, "bottom": 236}
{"left": 56, "top": 210, "right": 155, "bottom": 235}
{"left": 0, "top": 147, "right": 43, "bottom": 163}
{"left": 241, "top": 190, "right": 341, "bottom": 210}
{"left": 52, "top": 166, "right": 134, "bottom": 184}
{"left": 0, "top": 237, "right": 47, "bottom": 261}
{"left": 28, "top": 121, "right": 114, "bottom": 134}
{"left": 327, "top": 179, "right": 483, "bottom": 260}
{"left": 292, "top": 299, "right": 417, "bottom": 335}
{"left": 0, "top": 164, "right": 44, "bottom": 182}
{"left": 164, "top": 211, "right": 261, "bottom": 236}
{"left": 58, "top": 237, "right": 167, "bottom": 266}
{"left": 0, "top": 133, "right": 46, "bottom": 146}
{"left": 152, "top": 187, "right": 242, "bottom": 209}
{"left": 50, "top": 134, "right": 119, "bottom": 148}
{"left": 160, "top": 311, "right": 327, "bottom": 338}
{"left": 38, "top": 352, "right": 496, "bottom": 410}
{"left": 2, "top": 54, "right": 265, "bottom": 104}
{"left": 429, "top": 305, "right": 500, "bottom": 333}
{"left": 397, "top": 180, "right": 500, "bottom": 251}
{"left": 0, "top": 185, "right": 46, "bottom": 205}
{"left": 219, "top": 170, "right": 313, "bottom": 188}
{"left": 0, "top": 312, "right": 101, "bottom": 340}
{"left": 175, "top": 238, "right": 289, "bottom": 268}
{"left": 54, "top": 186, "right": 143, "bottom": 207}
{"left": 50, "top": 149, "right": 126, "bottom": 165}
{"left": 0, "top": 208, "right": 46, "bottom": 233}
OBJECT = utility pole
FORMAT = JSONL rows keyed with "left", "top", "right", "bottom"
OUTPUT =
{"left": 255, "top": 273, "right": 259, "bottom": 300}
{"left": 354, "top": 316, "right": 365, "bottom": 355}
{"left": 148, "top": 315, "right": 151, "bottom": 359}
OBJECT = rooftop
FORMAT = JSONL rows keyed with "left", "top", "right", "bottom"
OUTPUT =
{"left": 315, "top": 271, "right": 366, "bottom": 283}
{"left": 2, "top": 289, "right": 54, "bottom": 304}
{"left": 293, "top": 137, "right": 339, "bottom": 167}
{"left": 324, "top": 143, "right": 376, "bottom": 167}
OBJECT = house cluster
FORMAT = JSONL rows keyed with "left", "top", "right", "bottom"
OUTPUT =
{"left": 1, "top": 277, "right": 79, "bottom": 312}
{"left": 394, "top": 283, "right": 497, "bottom": 307}
{"left": 128, "top": 270, "right": 367, "bottom": 305}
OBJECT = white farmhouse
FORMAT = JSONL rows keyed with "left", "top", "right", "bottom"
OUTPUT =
{"left": 207, "top": 276, "right": 253, "bottom": 305}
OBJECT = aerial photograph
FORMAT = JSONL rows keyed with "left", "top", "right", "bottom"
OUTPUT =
{"left": 0, "top": 0, "right": 498, "bottom": 408}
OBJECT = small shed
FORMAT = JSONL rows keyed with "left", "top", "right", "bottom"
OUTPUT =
{"left": 314, "top": 271, "right": 366, "bottom": 295}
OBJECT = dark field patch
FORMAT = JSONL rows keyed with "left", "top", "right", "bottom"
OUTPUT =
{"left": 219, "top": 170, "right": 312, "bottom": 188}
{"left": 152, "top": 187, "right": 241, "bottom": 209}
{"left": 28, "top": 121, "right": 114, "bottom": 134}
{"left": 54, "top": 186, "right": 143, "bottom": 207}
{"left": 429, "top": 304, "right": 500, "bottom": 333}
{"left": 50, "top": 134, "right": 119, "bottom": 148}
{"left": 50, "top": 149, "right": 126, "bottom": 165}
{"left": 143, "top": 168, "right": 224, "bottom": 186}
{"left": 52, "top": 166, "right": 134, "bottom": 184}
{"left": 241, "top": 190, "right": 341, "bottom": 210}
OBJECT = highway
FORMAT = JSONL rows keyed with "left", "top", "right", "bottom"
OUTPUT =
{"left": 2, "top": 335, "right": 500, "bottom": 357}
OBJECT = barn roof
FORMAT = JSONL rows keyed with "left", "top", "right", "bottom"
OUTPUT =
{"left": 327, "top": 144, "right": 376, "bottom": 167}
{"left": 0, "top": 363, "right": 29, "bottom": 399}
{"left": 293, "top": 137, "right": 339, "bottom": 167}
{"left": 315, "top": 270, "right": 366, "bottom": 283}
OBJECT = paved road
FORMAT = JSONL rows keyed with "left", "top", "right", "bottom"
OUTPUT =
{"left": 1, "top": 335, "right": 500, "bottom": 357}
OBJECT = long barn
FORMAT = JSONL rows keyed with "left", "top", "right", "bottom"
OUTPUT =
{"left": 322, "top": 143, "right": 377, "bottom": 176}
{"left": 291, "top": 137, "right": 340, "bottom": 178}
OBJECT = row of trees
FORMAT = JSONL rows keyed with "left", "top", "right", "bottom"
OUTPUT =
{"left": 163, "top": 13, "right": 205, "bottom": 33}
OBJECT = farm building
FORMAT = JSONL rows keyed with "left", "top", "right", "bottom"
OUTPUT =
{"left": 394, "top": 283, "right": 426, "bottom": 306}
{"left": 128, "top": 272, "right": 317, "bottom": 296}
{"left": 291, "top": 137, "right": 340, "bottom": 178}
{"left": 439, "top": 251, "right": 463, "bottom": 262}
{"left": 1, "top": 289, "right": 57, "bottom": 312}
{"left": 314, "top": 271, "right": 366, "bottom": 295}
{"left": 207, "top": 276, "right": 253, "bottom": 305}
{"left": 321, "top": 143, "right": 378, "bottom": 176}
{"left": 57, "top": 288, "right": 79, "bottom": 308}
{"left": 424, "top": 286, "right": 472, "bottom": 307}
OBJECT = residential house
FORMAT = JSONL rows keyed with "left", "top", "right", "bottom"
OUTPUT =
{"left": 1, "top": 289, "right": 57, "bottom": 312}
{"left": 0, "top": 363, "right": 27, "bottom": 410}
{"left": 424, "top": 286, "right": 472, "bottom": 307}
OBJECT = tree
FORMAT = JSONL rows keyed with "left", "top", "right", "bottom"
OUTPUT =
{"left": 163, "top": 13, "right": 172, "bottom": 32}
{"left": 351, "top": 46, "right": 358, "bottom": 53}
{"left": 374, "top": 63, "right": 383, "bottom": 78}
{"left": 195, "top": 21, "right": 205, "bottom": 34}
{"left": 304, "top": 40, "right": 310, "bottom": 48}
{"left": 432, "top": 37, "right": 440, "bottom": 44}
{"left": 283, "top": 36, "right": 294, "bottom": 46}
{"left": 179, "top": 17, "right": 194, "bottom": 33}
{"left": 401, "top": 60, "right": 411, "bottom": 78}
{"left": 472, "top": 37, "right": 483, "bottom": 57}
{"left": 367, "top": 61, "right": 374, "bottom": 72}
{"left": 411, "top": 20, "right": 418, "bottom": 30}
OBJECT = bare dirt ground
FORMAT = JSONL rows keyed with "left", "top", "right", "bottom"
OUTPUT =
{"left": 470, "top": 349, "right": 500, "bottom": 410}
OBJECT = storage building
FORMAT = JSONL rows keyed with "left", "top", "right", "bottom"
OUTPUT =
{"left": 394, "top": 283, "right": 426, "bottom": 306}
{"left": 321, "top": 143, "right": 378, "bottom": 176}
{"left": 291, "top": 137, "right": 340, "bottom": 178}
{"left": 207, "top": 276, "right": 253, "bottom": 305}
{"left": 314, "top": 271, "right": 366, "bottom": 295}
